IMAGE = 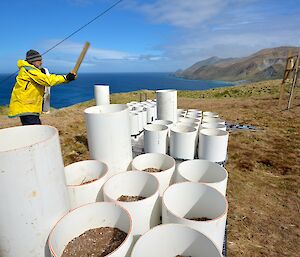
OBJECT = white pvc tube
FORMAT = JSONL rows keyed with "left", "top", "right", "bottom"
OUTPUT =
{"left": 136, "top": 108, "right": 147, "bottom": 128}
{"left": 156, "top": 89, "right": 177, "bottom": 123}
{"left": 129, "top": 112, "right": 139, "bottom": 135}
{"left": 103, "top": 171, "right": 160, "bottom": 240}
{"left": 49, "top": 202, "right": 133, "bottom": 257}
{"left": 186, "top": 113, "right": 202, "bottom": 119}
{"left": 152, "top": 119, "right": 173, "bottom": 136}
{"left": 131, "top": 153, "right": 176, "bottom": 196}
{"left": 84, "top": 104, "right": 132, "bottom": 177}
{"left": 64, "top": 160, "right": 109, "bottom": 209}
{"left": 162, "top": 182, "right": 228, "bottom": 252}
{"left": 131, "top": 224, "right": 222, "bottom": 257}
{"left": 202, "top": 117, "right": 226, "bottom": 125}
{"left": 188, "top": 108, "right": 201, "bottom": 112}
{"left": 200, "top": 123, "right": 227, "bottom": 131}
{"left": 176, "top": 121, "right": 199, "bottom": 130}
{"left": 178, "top": 117, "right": 201, "bottom": 125}
{"left": 144, "top": 124, "right": 168, "bottom": 154}
{"left": 146, "top": 106, "right": 155, "bottom": 123}
{"left": 175, "top": 160, "right": 228, "bottom": 196}
{"left": 0, "top": 125, "right": 70, "bottom": 257}
{"left": 203, "top": 111, "right": 219, "bottom": 118}
{"left": 94, "top": 84, "right": 110, "bottom": 105}
{"left": 170, "top": 125, "right": 198, "bottom": 160}
{"left": 131, "top": 110, "right": 143, "bottom": 132}
{"left": 198, "top": 129, "right": 229, "bottom": 162}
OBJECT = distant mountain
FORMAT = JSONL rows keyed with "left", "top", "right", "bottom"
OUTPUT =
{"left": 176, "top": 46, "right": 300, "bottom": 82}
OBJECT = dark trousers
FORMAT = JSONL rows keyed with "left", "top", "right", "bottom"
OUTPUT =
{"left": 20, "top": 115, "right": 42, "bottom": 125}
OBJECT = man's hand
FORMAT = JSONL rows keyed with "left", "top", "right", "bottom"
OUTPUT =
{"left": 66, "top": 72, "right": 77, "bottom": 81}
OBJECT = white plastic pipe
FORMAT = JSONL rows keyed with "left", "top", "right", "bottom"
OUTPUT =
{"left": 131, "top": 153, "right": 176, "bottom": 196}
{"left": 144, "top": 124, "right": 168, "bottom": 154}
{"left": 186, "top": 110, "right": 202, "bottom": 119}
{"left": 175, "top": 160, "right": 228, "bottom": 196}
{"left": 129, "top": 112, "right": 139, "bottom": 135}
{"left": 64, "top": 160, "right": 109, "bottom": 209}
{"left": 131, "top": 224, "right": 222, "bottom": 257}
{"left": 131, "top": 110, "right": 143, "bottom": 132}
{"left": 49, "top": 202, "right": 133, "bottom": 257}
{"left": 135, "top": 108, "right": 147, "bottom": 128}
{"left": 84, "top": 104, "right": 132, "bottom": 177}
{"left": 162, "top": 182, "right": 228, "bottom": 252}
{"left": 145, "top": 106, "right": 156, "bottom": 123}
{"left": 203, "top": 111, "right": 219, "bottom": 118}
{"left": 103, "top": 171, "right": 160, "bottom": 240}
{"left": 152, "top": 119, "right": 173, "bottom": 136}
{"left": 198, "top": 129, "right": 229, "bottom": 162}
{"left": 170, "top": 125, "right": 198, "bottom": 160}
{"left": 156, "top": 89, "right": 177, "bottom": 123}
{"left": 0, "top": 125, "right": 70, "bottom": 257}
{"left": 94, "top": 84, "right": 110, "bottom": 105}
{"left": 186, "top": 113, "right": 202, "bottom": 119}
{"left": 178, "top": 117, "right": 201, "bottom": 125}
{"left": 200, "top": 123, "right": 227, "bottom": 131}
{"left": 176, "top": 121, "right": 199, "bottom": 130}
{"left": 202, "top": 117, "right": 226, "bottom": 125}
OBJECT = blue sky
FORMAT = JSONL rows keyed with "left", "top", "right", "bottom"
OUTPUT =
{"left": 0, "top": 0, "right": 300, "bottom": 73}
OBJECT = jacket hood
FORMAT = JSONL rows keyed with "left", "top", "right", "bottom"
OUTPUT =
{"left": 17, "top": 60, "right": 37, "bottom": 70}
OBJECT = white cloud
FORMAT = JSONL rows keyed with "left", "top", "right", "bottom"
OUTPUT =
{"left": 38, "top": 39, "right": 166, "bottom": 71}
{"left": 131, "top": 0, "right": 227, "bottom": 28}
{"left": 127, "top": 0, "right": 300, "bottom": 70}
{"left": 42, "top": 40, "right": 131, "bottom": 60}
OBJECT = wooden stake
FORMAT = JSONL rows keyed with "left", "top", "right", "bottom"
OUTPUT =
{"left": 279, "top": 49, "right": 292, "bottom": 106}
{"left": 72, "top": 42, "right": 90, "bottom": 74}
{"left": 287, "top": 50, "right": 300, "bottom": 109}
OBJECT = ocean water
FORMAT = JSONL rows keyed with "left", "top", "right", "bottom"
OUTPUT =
{"left": 0, "top": 72, "right": 233, "bottom": 108}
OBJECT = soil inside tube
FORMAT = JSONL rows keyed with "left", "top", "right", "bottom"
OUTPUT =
{"left": 143, "top": 167, "right": 163, "bottom": 173}
{"left": 117, "top": 195, "right": 146, "bottom": 202}
{"left": 61, "top": 227, "right": 127, "bottom": 257}
{"left": 80, "top": 178, "right": 98, "bottom": 185}
{"left": 188, "top": 217, "right": 212, "bottom": 221}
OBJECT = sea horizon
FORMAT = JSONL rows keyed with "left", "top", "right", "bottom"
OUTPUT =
{"left": 0, "top": 72, "right": 235, "bottom": 108}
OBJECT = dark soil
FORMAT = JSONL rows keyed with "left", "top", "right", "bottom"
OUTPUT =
{"left": 61, "top": 227, "right": 127, "bottom": 257}
{"left": 188, "top": 217, "right": 212, "bottom": 221}
{"left": 117, "top": 195, "right": 146, "bottom": 202}
{"left": 175, "top": 255, "right": 192, "bottom": 257}
{"left": 143, "top": 167, "right": 163, "bottom": 173}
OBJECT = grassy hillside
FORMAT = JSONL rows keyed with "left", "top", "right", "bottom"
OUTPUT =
{"left": 0, "top": 80, "right": 299, "bottom": 257}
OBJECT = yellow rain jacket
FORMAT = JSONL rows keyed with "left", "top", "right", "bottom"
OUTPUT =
{"left": 8, "top": 60, "right": 67, "bottom": 117}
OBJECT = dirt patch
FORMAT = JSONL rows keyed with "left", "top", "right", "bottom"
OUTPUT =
{"left": 62, "top": 227, "right": 127, "bottom": 257}
{"left": 117, "top": 195, "right": 146, "bottom": 202}
{"left": 143, "top": 167, "right": 163, "bottom": 173}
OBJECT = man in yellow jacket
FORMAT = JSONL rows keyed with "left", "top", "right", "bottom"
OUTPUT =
{"left": 8, "top": 49, "right": 76, "bottom": 125}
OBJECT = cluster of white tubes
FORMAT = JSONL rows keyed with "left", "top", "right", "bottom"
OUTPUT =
{"left": 127, "top": 100, "right": 157, "bottom": 136}
{"left": 143, "top": 90, "right": 229, "bottom": 163}
{"left": 0, "top": 86, "right": 231, "bottom": 257}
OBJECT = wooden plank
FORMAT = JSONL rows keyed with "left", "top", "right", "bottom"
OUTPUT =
{"left": 72, "top": 42, "right": 90, "bottom": 74}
